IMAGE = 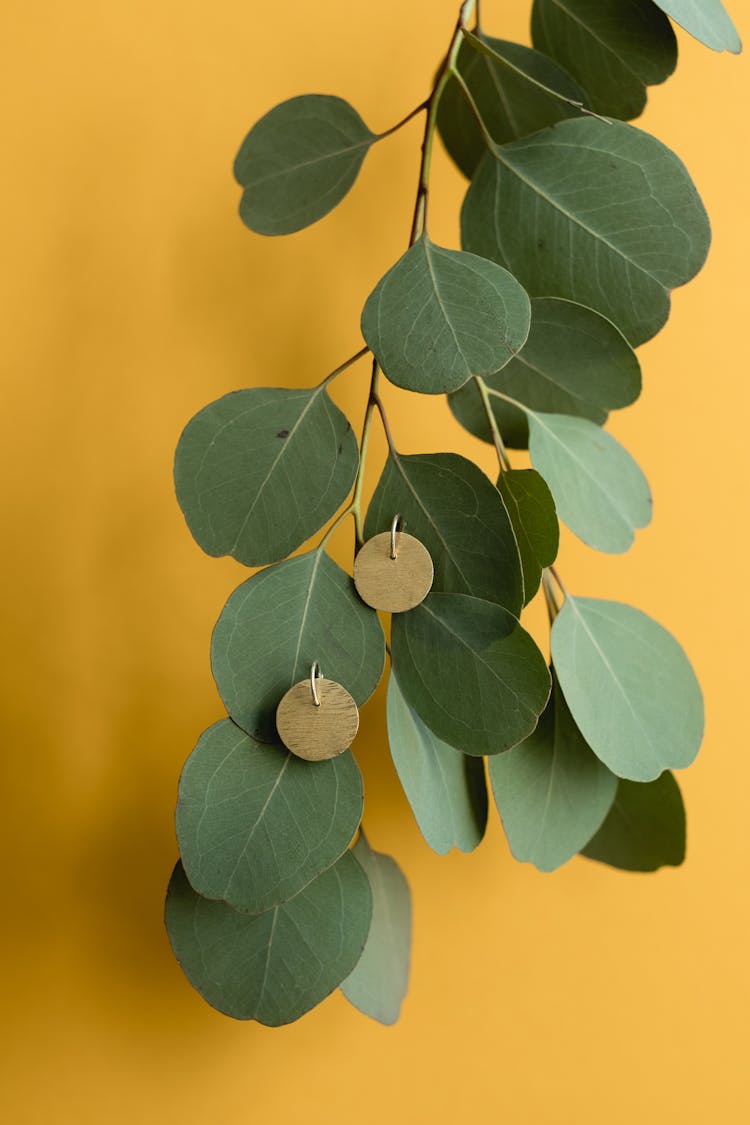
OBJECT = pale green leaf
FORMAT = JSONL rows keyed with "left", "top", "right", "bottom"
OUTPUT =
{"left": 497, "top": 469, "right": 559, "bottom": 603}
{"left": 653, "top": 0, "right": 741, "bottom": 53}
{"left": 581, "top": 771, "right": 686, "bottom": 870}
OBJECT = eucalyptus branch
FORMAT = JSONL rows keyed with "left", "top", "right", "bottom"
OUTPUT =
{"left": 474, "top": 375, "right": 511, "bottom": 471}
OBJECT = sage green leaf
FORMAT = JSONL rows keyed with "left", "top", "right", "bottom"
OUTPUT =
{"left": 581, "top": 772, "right": 686, "bottom": 870}
{"left": 437, "top": 34, "right": 587, "bottom": 178}
{"left": 341, "top": 834, "right": 411, "bottom": 1026}
{"left": 391, "top": 593, "right": 551, "bottom": 756}
{"left": 165, "top": 852, "right": 372, "bottom": 1024}
{"left": 527, "top": 412, "right": 651, "bottom": 554}
{"left": 386, "top": 671, "right": 488, "bottom": 855}
{"left": 176, "top": 719, "right": 363, "bottom": 915}
{"left": 461, "top": 119, "right": 711, "bottom": 346}
{"left": 489, "top": 681, "right": 617, "bottom": 872}
{"left": 364, "top": 451, "right": 523, "bottom": 613}
{"left": 497, "top": 470, "right": 559, "bottom": 603}
{"left": 361, "top": 236, "right": 531, "bottom": 394}
{"left": 531, "top": 0, "right": 677, "bottom": 120}
{"left": 174, "top": 386, "right": 358, "bottom": 567}
{"left": 653, "top": 1, "right": 741, "bottom": 53}
{"left": 234, "top": 95, "right": 376, "bottom": 235}
{"left": 449, "top": 297, "right": 639, "bottom": 448}
{"left": 211, "top": 549, "right": 385, "bottom": 742}
{"left": 552, "top": 596, "right": 704, "bottom": 781}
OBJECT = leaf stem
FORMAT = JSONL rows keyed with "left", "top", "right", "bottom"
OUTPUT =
{"left": 474, "top": 376, "right": 511, "bottom": 471}
{"left": 317, "top": 344, "right": 371, "bottom": 388}
{"left": 350, "top": 358, "right": 381, "bottom": 547}
{"left": 547, "top": 564, "right": 568, "bottom": 599}
{"left": 372, "top": 390, "right": 398, "bottom": 454}
{"left": 447, "top": 66, "right": 499, "bottom": 153}
{"left": 377, "top": 100, "right": 430, "bottom": 142}
{"left": 541, "top": 571, "right": 560, "bottom": 623}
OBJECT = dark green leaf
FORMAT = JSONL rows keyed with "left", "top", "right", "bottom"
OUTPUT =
{"left": 176, "top": 719, "right": 363, "bottom": 914}
{"left": 211, "top": 549, "right": 385, "bottom": 742}
{"left": 386, "top": 671, "right": 487, "bottom": 855}
{"left": 391, "top": 593, "right": 551, "bottom": 756}
{"left": 531, "top": 0, "right": 677, "bottom": 120}
{"left": 489, "top": 681, "right": 617, "bottom": 872}
{"left": 653, "top": 0, "right": 741, "bottom": 53}
{"left": 234, "top": 95, "right": 376, "bottom": 235}
{"left": 527, "top": 412, "right": 651, "bottom": 553}
{"left": 165, "top": 852, "right": 372, "bottom": 1024}
{"left": 174, "top": 386, "right": 358, "bottom": 566}
{"left": 552, "top": 596, "right": 704, "bottom": 781}
{"left": 437, "top": 35, "right": 587, "bottom": 178}
{"left": 364, "top": 451, "right": 523, "bottom": 613}
{"left": 497, "top": 470, "right": 559, "bottom": 603}
{"left": 461, "top": 119, "right": 711, "bottom": 346}
{"left": 341, "top": 834, "right": 411, "bottom": 1025}
{"left": 582, "top": 772, "right": 686, "bottom": 870}
{"left": 361, "top": 236, "right": 531, "bottom": 394}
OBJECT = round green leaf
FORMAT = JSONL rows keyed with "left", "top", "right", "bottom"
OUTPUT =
{"left": 497, "top": 469, "right": 559, "bottom": 604}
{"left": 391, "top": 593, "right": 551, "bottom": 756}
{"left": 234, "top": 94, "right": 376, "bottom": 235}
{"left": 341, "top": 834, "right": 411, "bottom": 1026}
{"left": 461, "top": 119, "right": 711, "bottom": 346}
{"left": 361, "top": 236, "right": 531, "bottom": 394}
{"left": 437, "top": 35, "right": 587, "bottom": 178}
{"left": 386, "top": 671, "right": 488, "bottom": 855}
{"left": 176, "top": 719, "right": 363, "bottom": 914}
{"left": 531, "top": 0, "right": 677, "bottom": 120}
{"left": 581, "top": 771, "right": 686, "bottom": 870}
{"left": 174, "top": 385, "right": 358, "bottom": 567}
{"left": 653, "top": 1, "right": 741, "bottom": 53}
{"left": 489, "top": 681, "right": 617, "bottom": 872}
{"left": 211, "top": 549, "right": 385, "bottom": 742}
{"left": 552, "top": 596, "right": 704, "bottom": 781}
{"left": 527, "top": 412, "right": 652, "bottom": 554}
{"left": 165, "top": 852, "right": 372, "bottom": 1024}
{"left": 364, "top": 451, "right": 523, "bottom": 613}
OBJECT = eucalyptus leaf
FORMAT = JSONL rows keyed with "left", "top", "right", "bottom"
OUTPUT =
{"left": 361, "top": 236, "right": 531, "bottom": 394}
{"left": 527, "top": 412, "right": 652, "bottom": 554}
{"left": 552, "top": 596, "right": 704, "bottom": 781}
{"left": 391, "top": 593, "right": 551, "bottom": 756}
{"left": 531, "top": 0, "right": 677, "bottom": 120}
{"left": 490, "top": 681, "right": 617, "bottom": 872}
{"left": 234, "top": 94, "right": 376, "bottom": 235}
{"left": 461, "top": 118, "right": 711, "bottom": 346}
{"left": 581, "top": 771, "right": 686, "bottom": 870}
{"left": 449, "top": 297, "right": 639, "bottom": 448}
{"left": 166, "top": 852, "right": 372, "bottom": 1024}
{"left": 653, "top": 0, "right": 741, "bottom": 53}
{"left": 497, "top": 470, "right": 558, "bottom": 603}
{"left": 211, "top": 549, "right": 385, "bottom": 742}
{"left": 341, "top": 834, "right": 411, "bottom": 1026}
{"left": 386, "top": 671, "right": 487, "bottom": 855}
{"left": 437, "top": 34, "right": 587, "bottom": 178}
{"left": 364, "top": 451, "right": 523, "bottom": 613}
{"left": 174, "top": 386, "right": 358, "bottom": 566}
{"left": 176, "top": 719, "right": 363, "bottom": 914}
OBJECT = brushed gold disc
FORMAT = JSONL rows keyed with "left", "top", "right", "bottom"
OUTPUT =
{"left": 275, "top": 677, "right": 359, "bottom": 761}
{"left": 354, "top": 531, "right": 434, "bottom": 613}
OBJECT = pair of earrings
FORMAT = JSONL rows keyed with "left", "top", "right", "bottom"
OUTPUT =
{"left": 275, "top": 516, "right": 433, "bottom": 762}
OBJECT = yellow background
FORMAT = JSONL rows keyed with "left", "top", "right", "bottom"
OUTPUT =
{"left": 2, "top": 1, "right": 748, "bottom": 1121}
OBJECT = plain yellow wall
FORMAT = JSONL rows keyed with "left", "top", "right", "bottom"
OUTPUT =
{"left": 2, "top": 1, "right": 748, "bottom": 1121}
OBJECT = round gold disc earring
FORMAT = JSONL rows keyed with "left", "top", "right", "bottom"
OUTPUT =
{"left": 275, "top": 662, "right": 359, "bottom": 761}
{"left": 354, "top": 514, "right": 434, "bottom": 613}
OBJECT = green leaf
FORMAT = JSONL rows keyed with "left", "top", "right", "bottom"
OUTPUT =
{"left": 211, "top": 549, "right": 385, "bottom": 742}
{"left": 497, "top": 469, "right": 559, "bottom": 604}
{"left": 489, "top": 680, "right": 617, "bottom": 872}
{"left": 581, "top": 772, "right": 686, "bottom": 870}
{"left": 165, "top": 852, "right": 372, "bottom": 1024}
{"left": 391, "top": 593, "right": 551, "bottom": 756}
{"left": 449, "top": 297, "right": 639, "bottom": 448}
{"left": 461, "top": 118, "right": 711, "bottom": 346}
{"left": 527, "top": 412, "right": 651, "bottom": 554}
{"left": 176, "top": 719, "right": 363, "bottom": 914}
{"left": 386, "top": 671, "right": 488, "bottom": 855}
{"left": 652, "top": 0, "right": 741, "bottom": 53}
{"left": 437, "top": 34, "right": 588, "bottom": 178}
{"left": 364, "top": 451, "right": 523, "bottom": 613}
{"left": 174, "top": 386, "right": 358, "bottom": 567}
{"left": 234, "top": 95, "right": 376, "bottom": 235}
{"left": 531, "top": 0, "right": 677, "bottom": 120}
{"left": 361, "top": 236, "right": 531, "bottom": 394}
{"left": 551, "top": 596, "right": 704, "bottom": 781}
{"left": 341, "top": 834, "right": 411, "bottom": 1026}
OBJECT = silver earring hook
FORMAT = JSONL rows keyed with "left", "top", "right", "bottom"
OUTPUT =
{"left": 390, "top": 513, "right": 404, "bottom": 560}
{"left": 310, "top": 661, "right": 322, "bottom": 706}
